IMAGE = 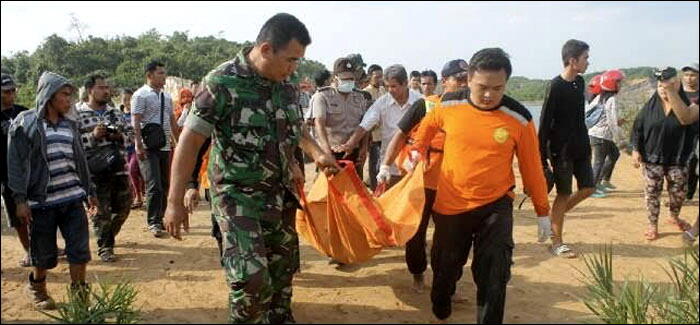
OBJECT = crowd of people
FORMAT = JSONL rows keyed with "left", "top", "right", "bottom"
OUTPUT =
{"left": 1, "top": 12, "right": 698, "bottom": 324}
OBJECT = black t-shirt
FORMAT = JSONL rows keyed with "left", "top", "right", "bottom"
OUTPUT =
{"left": 397, "top": 98, "right": 427, "bottom": 134}
{"left": 539, "top": 75, "right": 590, "bottom": 160}
{"left": 1, "top": 104, "right": 29, "bottom": 183}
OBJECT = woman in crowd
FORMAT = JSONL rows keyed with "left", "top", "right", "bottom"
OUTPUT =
{"left": 631, "top": 69, "right": 699, "bottom": 240}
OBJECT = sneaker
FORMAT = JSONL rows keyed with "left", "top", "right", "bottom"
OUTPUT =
{"left": 596, "top": 184, "right": 610, "bottom": 193}
{"left": 601, "top": 180, "right": 617, "bottom": 190}
{"left": 149, "top": 225, "right": 166, "bottom": 238}
{"left": 26, "top": 273, "right": 56, "bottom": 310}
{"left": 591, "top": 190, "right": 607, "bottom": 198}
{"left": 99, "top": 249, "right": 117, "bottom": 263}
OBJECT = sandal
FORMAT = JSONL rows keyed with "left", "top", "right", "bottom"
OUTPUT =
{"left": 667, "top": 218, "right": 691, "bottom": 232}
{"left": 644, "top": 228, "right": 659, "bottom": 241}
{"left": 551, "top": 243, "right": 577, "bottom": 258}
{"left": 19, "top": 254, "right": 31, "bottom": 267}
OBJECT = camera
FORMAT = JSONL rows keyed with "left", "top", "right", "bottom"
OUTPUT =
{"left": 654, "top": 67, "right": 677, "bottom": 81}
{"left": 105, "top": 124, "right": 121, "bottom": 134}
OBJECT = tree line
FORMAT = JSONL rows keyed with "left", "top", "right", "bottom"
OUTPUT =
{"left": 2, "top": 29, "right": 658, "bottom": 107}
{"left": 1, "top": 29, "right": 326, "bottom": 107}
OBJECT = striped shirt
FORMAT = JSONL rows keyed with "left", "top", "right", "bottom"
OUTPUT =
{"left": 29, "top": 119, "right": 86, "bottom": 208}
{"left": 131, "top": 84, "right": 173, "bottom": 151}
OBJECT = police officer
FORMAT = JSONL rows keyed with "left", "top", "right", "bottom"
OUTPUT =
{"left": 312, "top": 57, "right": 371, "bottom": 176}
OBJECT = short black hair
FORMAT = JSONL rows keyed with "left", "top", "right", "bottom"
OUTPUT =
{"left": 562, "top": 39, "right": 589, "bottom": 67}
{"left": 468, "top": 48, "right": 513, "bottom": 79}
{"left": 313, "top": 69, "right": 331, "bottom": 87}
{"left": 145, "top": 60, "right": 165, "bottom": 74}
{"left": 368, "top": 64, "right": 382, "bottom": 75}
{"left": 410, "top": 70, "right": 420, "bottom": 79}
{"left": 84, "top": 72, "right": 108, "bottom": 90}
{"left": 256, "top": 13, "right": 311, "bottom": 52}
{"left": 121, "top": 88, "right": 134, "bottom": 95}
{"left": 420, "top": 70, "right": 438, "bottom": 84}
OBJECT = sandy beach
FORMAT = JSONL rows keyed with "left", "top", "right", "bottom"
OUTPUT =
{"left": 2, "top": 153, "right": 698, "bottom": 324}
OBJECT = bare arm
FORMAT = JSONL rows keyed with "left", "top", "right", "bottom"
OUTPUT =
{"left": 663, "top": 78, "right": 700, "bottom": 125}
{"left": 299, "top": 127, "right": 339, "bottom": 174}
{"left": 337, "top": 127, "right": 368, "bottom": 152}
{"left": 167, "top": 127, "right": 207, "bottom": 208}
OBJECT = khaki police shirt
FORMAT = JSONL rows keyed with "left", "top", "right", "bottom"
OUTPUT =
{"left": 311, "top": 87, "right": 369, "bottom": 147}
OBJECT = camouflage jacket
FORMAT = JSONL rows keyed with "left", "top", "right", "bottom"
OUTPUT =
{"left": 185, "top": 47, "right": 304, "bottom": 217}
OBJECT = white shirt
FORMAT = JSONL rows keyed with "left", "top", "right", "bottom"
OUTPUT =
{"left": 359, "top": 89, "right": 421, "bottom": 175}
{"left": 131, "top": 84, "right": 174, "bottom": 151}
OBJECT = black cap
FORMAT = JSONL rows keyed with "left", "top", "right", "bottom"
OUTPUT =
{"left": 441, "top": 59, "right": 469, "bottom": 78}
{"left": 333, "top": 58, "right": 355, "bottom": 75}
{"left": 1, "top": 73, "right": 17, "bottom": 90}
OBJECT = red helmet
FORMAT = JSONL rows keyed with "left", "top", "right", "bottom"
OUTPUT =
{"left": 587, "top": 74, "right": 602, "bottom": 95}
{"left": 600, "top": 69, "right": 625, "bottom": 92}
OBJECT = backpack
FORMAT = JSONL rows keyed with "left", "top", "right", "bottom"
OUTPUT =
{"left": 585, "top": 96, "right": 605, "bottom": 129}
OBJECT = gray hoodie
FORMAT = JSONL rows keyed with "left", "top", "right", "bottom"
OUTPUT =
{"left": 7, "top": 71, "right": 95, "bottom": 205}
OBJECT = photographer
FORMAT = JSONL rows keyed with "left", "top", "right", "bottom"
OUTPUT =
{"left": 631, "top": 67, "right": 699, "bottom": 241}
{"left": 77, "top": 73, "right": 131, "bottom": 262}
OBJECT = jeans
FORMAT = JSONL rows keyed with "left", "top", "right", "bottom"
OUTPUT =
{"left": 139, "top": 150, "right": 170, "bottom": 227}
{"left": 602, "top": 144, "right": 620, "bottom": 182}
{"left": 591, "top": 136, "right": 617, "bottom": 186}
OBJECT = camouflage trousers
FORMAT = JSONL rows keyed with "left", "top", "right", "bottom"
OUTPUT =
{"left": 92, "top": 174, "right": 132, "bottom": 256}
{"left": 214, "top": 206, "right": 300, "bottom": 324}
{"left": 642, "top": 163, "right": 688, "bottom": 224}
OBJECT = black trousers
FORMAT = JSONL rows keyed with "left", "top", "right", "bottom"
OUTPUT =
{"left": 139, "top": 150, "right": 170, "bottom": 227}
{"left": 431, "top": 196, "right": 514, "bottom": 324}
{"left": 405, "top": 188, "right": 437, "bottom": 275}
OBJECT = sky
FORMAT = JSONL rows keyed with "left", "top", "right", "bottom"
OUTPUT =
{"left": 1, "top": 1, "right": 698, "bottom": 79}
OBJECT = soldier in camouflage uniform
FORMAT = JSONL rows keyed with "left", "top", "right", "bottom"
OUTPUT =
{"left": 164, "top": 13, "right": 338, "bottom": 324}
{"left": 76, "top": 73, "right": 131, "bottom": 262}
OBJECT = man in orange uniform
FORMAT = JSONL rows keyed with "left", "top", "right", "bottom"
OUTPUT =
{"left": 412, "top": 48, "right": 551, "bottom": 324}
{"left": 379, "top": 59, "right": 469, "bottom": 293}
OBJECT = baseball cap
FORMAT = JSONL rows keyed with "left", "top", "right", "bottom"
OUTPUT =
{"left": 441, "top": 59, "right": 469, "bottom": 78}
{"left": 333, "top": 58, "right": 355, "bottom": 76}
{"left": 681, "top": 63, "right": 699, "bottom": 73}
{"left": 1, "top": 73, "right": 17, "bottom": 90}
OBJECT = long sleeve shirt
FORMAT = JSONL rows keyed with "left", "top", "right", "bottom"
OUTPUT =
{"left": 412, "top": 91, "right": 550, "bottom": 216}
{"left": 539, "top": 75, "right": 591, "bottom": 161}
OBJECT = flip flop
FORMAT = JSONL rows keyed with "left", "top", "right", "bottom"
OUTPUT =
{"left": 667, "top": 218, "right": 691, "bottom": 232}
{"left": 644, "top": 228, "right": 659, "bottom": 241}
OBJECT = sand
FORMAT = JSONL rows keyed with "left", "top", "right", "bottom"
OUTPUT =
{"left": 2, "top": 153, "right": 698, "bottom": 323}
